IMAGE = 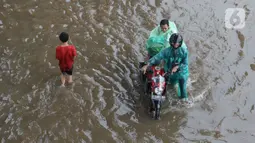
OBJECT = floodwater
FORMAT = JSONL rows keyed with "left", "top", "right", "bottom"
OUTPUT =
{"left": 0, "top": 0, "right": 255, "bottom": 142}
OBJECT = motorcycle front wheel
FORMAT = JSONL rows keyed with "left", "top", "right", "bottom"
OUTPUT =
{"left": 151, "top": 100, "right": 161, "bottom": 120}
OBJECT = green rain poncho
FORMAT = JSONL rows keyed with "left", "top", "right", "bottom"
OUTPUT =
{"left": 145, "top": 20, "right": 178, "bottom": 57}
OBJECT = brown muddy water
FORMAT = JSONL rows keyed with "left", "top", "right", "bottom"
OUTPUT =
{"left": 0, "top": 0, "right": 255, "bottom": 142}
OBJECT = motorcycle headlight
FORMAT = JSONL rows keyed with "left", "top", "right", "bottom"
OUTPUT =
{"left": 154, "top": 87, "right": 163, "bottom": 95}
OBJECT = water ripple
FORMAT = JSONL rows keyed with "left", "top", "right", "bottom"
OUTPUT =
{"left": 0, "top": 0, "right": 255, "bottom": 142}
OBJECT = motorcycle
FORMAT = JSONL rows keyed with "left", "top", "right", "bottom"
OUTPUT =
{"left": 139, "top": 35, "right": 169, "bottom": 119}
{"left": 139, "top": 62, "right": 168, "bottom": 120}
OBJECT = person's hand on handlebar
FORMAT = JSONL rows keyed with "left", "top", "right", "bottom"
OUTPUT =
{"left": 171, "top": 65, "right": 179, "bottom": 74}
{"left": 142, "top": 64, "right": 149, "bottom": 74}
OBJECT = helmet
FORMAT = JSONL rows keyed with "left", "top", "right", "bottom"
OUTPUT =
{"left": 169, "top": 33, "right": 183, "bottom": 48}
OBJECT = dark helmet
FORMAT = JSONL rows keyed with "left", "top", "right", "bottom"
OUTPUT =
{"left": 169, "top": 33, "right": 183, "bottom": 48}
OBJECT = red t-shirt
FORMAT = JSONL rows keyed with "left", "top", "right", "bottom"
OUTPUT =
{"left": 56, "top": 45, "right": 77, "bottom": 71}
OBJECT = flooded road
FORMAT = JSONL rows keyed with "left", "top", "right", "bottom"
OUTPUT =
{"left": 0, "top": 0, "right": 255, "bottom": 142}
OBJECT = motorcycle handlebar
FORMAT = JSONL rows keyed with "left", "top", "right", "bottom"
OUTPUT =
{"left": 139, "top": 64, "right": 173, "bottom": 76}
{"left": 163, "top": 72, "right": 172, "bottom": 77}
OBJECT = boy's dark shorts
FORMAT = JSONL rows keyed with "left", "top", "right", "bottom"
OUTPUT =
{"left": 61, "top": 66, "right": 73, "bottom": 75}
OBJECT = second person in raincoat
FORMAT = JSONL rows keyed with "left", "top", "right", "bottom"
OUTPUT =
{"left": 145, "top": 19, "right": 188, "bottom": 59}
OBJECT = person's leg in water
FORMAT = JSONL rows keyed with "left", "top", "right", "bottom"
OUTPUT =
{"left": 168, "top": 77, "right": 181, "bottom": 99}
{"left": 179, "top": 77, "right": 188, "bottom": 100}
{"left": 60, "top": 66, "right": 73, "bottom": 86}
{"left": 168, "top": 77, "right": 191, "bottom": 104}
{"left": 67, "top": 75, "right": 73, "bottom": 83}
{"left": 60, "top": 72, "right": 66, "bottom": 87}
{"left": 178, "top": 77, "right": 192, "bottom": 105}
{"left": 66, "top": 66, "right": 73, "bottom": 84}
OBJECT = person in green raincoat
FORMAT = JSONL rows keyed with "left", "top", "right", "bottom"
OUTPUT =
{"left": 149, "top": 19, "right": 178, "bottom": 46}
{"left": 145, "top": 19, "right": 188, "bottom": 59}
{"left": 142, "top": 33, "right": 192, "bottom": 104}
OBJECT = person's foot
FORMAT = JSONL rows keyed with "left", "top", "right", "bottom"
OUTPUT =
{"left": 60, "top": 84, "right": 65, "bottom": 88}
{"left": 180, "top": 98, "right": 193, "bottom": 106}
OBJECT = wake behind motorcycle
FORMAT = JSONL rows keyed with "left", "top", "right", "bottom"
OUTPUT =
{"left": 139, "top": 62, "right": 169, "bottom": 120}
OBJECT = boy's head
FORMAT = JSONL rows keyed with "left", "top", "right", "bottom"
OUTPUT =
{"left": 59, "top": 32, "right": 69, "bottom": 43}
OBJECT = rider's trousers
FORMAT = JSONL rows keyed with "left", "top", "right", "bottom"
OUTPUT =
{"left": 168, "top": 76, "right": 188, "bottom": 99}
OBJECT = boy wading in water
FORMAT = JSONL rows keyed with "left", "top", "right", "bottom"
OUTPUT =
{"left": 56, "top": 32, "right": 77, "bottom": 87}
